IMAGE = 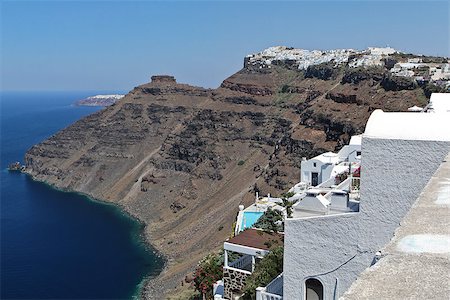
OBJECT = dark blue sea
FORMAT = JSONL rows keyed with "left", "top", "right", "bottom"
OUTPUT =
{"left": 0, "top": 91, "right": 164, "bottom": 299}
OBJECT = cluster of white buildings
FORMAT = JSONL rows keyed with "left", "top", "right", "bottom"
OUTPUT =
{"left": 245, "top": 46, "right": 396, "bottom": 70}
{"left": 390, "top": 58, "right": 450, "bottom": 82}
{"left": 245, "top": 46, "right": 355, "bottom": 70}
{"left": 245, "top": 46, "right": 450, "bottom": 88}
{"left": 348, "top": 47, "right": 396, "bottom": 68}
{"left": 234, "top": 134, "right": 362, "bottom": 234}
{"left": 213, "top": 93, "right": 450, "bottom": 300}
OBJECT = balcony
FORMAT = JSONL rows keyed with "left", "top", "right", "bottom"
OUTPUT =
{"left": 223, "top": 229, "right": 284, "bottom": 300}
{"left": 227, "top": 254, "right": 253, "bottom": 273}
{"left": 256, "top": 273, "right": 283, "bottom": 300}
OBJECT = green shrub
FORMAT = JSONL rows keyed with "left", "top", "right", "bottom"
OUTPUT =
{"left": 281, "top": 197, "right": 295, "bottom": 218}
{"left": 193, "top": 253, "right": 224, "bottom": 299}
{"left": 253, "top": 208, "right": 283, "bottom": 232}
{"left": 281, "top": 191, "right": 295, "bottom": 199}
{"left": 280, "top": 84, "right": 290, "bottom": 93}
{"left": 241, "top": 246, "right": 284, "bottom": 300}
{"left": 238, "top": 160, "right": 245, "bottom": 166}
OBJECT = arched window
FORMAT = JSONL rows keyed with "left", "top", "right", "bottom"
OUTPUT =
{"left": 305, "top": 278, "right": 324, "bottom": 300}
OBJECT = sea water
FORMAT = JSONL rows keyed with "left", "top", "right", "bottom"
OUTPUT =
{"left": 1, "top": 91, "right": 163, "bottom": 299}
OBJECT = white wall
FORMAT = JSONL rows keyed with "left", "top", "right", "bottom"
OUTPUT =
{"left": 284, "top": 137, "right": 449, "bottom": 299}
{"left": 337, "top": 144, "right": 361, "bottom": 163}
{"left": 301, "top": 159, "right": 334, "bottom": 186}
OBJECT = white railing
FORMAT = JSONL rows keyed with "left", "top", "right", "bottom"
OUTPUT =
{"left": 317, "top": 176, "right": 336, "bottom": 188}
{"left": 323, "top": 177, "right": 350, "bottom": 199}
{"left": 258, "top": 291, "right": 282, "bottom": 300}
{"left": 256, "top": 273, "right": 283, "bottom": 300}
{"left": 235, "top": 211, "right": 244, "bottom": 235}
{"left": 335, "top": 177, "right": 351, "bottom": 190}
{"left": 228, "top": 254, "right": 252, "bottom": 271}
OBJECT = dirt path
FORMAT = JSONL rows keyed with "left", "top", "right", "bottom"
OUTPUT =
{"left": 105, "top": 145, "right": 162, "bottom": 200}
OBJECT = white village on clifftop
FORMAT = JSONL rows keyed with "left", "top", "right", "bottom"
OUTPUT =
{"left": 245, "top": 46, "right": 450, "bottom": 89}
{"left": 210, "top": 92, "right": 450, "bottom": 300}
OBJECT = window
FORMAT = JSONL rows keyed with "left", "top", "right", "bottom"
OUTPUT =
{"left": 305, "top": 278, "right": 324, "bottom": 300}
{"left": 356, "top": 151, "right": 361, "bottom": 156}
{"left": 313, "top": 162, "right": 317, "bottom": 167}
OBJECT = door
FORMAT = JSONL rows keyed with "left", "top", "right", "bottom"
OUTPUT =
{"left": 305, "top": 278, "right": 323, "bottom": 300}
{"left": 311, "top": 172, "right": 319, "bottom": 186}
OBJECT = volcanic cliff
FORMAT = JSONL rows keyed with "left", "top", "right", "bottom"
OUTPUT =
{"left": 24, "top": 49, "right": 442, "bottom": 298}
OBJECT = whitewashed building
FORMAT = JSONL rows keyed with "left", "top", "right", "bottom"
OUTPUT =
{"left": 427, "top": 92, "right": 450, "bottom": 113}
{"left": 253, "top": 105, "right": 449, "bottom": 300}
{"left": 300, "top": 135, "right": 361, "bottom": 187}
{"left": 300, "top": 152, "right": 339, "bottom": 187}
{"left": 281, "top": 110, "right": 450, "bottom": 300}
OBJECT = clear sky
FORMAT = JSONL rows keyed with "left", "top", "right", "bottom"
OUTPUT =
{"left": 1, "top": 0, "right": 449, "bottom": 91}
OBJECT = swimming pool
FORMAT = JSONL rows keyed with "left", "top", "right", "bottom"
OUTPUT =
{"left": 241, "top": 211, "right": 264, "bottom": 230}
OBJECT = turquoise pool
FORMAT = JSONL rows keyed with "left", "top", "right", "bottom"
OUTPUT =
{"left": 241, "top": 211, "right": 264, "bottom": 230}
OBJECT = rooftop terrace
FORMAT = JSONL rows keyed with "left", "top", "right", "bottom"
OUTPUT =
{"left": 343, "top": 152, "right": 450, "bottom": 300}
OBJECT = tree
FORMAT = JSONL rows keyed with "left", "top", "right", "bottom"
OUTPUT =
{"left": 193, "top": 252, "right": 224, "bottom": 299}
{"left": 241, "top": 246, "right": 284, "bottom": 300}
{"left": 253, "top": 208, "right": 283, "bottom": 232}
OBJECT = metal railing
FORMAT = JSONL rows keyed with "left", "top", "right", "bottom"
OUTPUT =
{"left": 228, "top": 254, "right": 252, "bottom": 272}
{"left": 266, "top": 273, "right": 283, "bottom": 295}
{"left": 256, "top": 273, "right": 283, "bottom": 300}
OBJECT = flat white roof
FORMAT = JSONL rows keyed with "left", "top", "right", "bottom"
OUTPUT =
{"left": 364, "top": 110, "right": 450, "bottom": 142}
{"left": 331, "top": 165, "right": 350, "bottom": 177}
{"left": 407, "top": 105, "right": 423, "bottom": 112}
{"left": 429, "top": 93, "right": 450, "bottom": 113}
{"left": 313, "top": 151, "right": 339, "bottom": 164}
{"left": 307, "top": 189, "right": 322, "bottom": 194}
{"left": 349, "top": 135, "right": 362, "bottom": 145}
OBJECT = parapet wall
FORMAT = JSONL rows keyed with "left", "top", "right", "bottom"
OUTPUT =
{"left": 223, "top": 267, "right": 249, "bottom": 299}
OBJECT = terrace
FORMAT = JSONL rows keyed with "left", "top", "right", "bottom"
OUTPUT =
{"left": 234, "top": 194, "right": 286, "bottom": 235}
{"left": 290, "top": 161, "right": 361, "bottom": 219}
{"left": 256, "top": 273, "right": 283, "bottom": 300}
{"left": 223, "top": 229, "right": 284, "bottom": 299}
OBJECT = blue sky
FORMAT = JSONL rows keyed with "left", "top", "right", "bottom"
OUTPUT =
{"left": 1, "top": 1, "right": 449, "bottom": 91}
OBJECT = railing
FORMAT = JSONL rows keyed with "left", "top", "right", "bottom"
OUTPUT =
{"left": 228, "top": 254, "right": 253, "bottom": 272}
{"left": 256, "top": 273, "right": 283, "bottom": 300}
{"left": 258, "top": 291, "right": 282, "bottom": 300}
{"left": 266, "top": 273, "right": 283, "bottom": 295}
{"left": 350, "top": 177, "right": 361, "bottom": 200}
{"left": 335, "top": 177, "right": 351, "bottom": 190}
{"left": 235, "top": 211, "right": 244, "bottom": 235}
{"left": 317, "top": 176, "right": 336, "bottom": 188}
{"left": 323, "top": 177, "right": 350, "bottom": 199}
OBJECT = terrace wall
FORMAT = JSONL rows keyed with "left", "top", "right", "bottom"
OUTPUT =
{"left": 223, "top": 267, "right": 250, "bottom": 299}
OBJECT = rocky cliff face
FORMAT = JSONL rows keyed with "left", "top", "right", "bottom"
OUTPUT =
{"left": 24, "top": 54, "right": 433, "bottom": 298}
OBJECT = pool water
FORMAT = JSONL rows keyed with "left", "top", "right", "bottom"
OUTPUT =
{"left": 241, "top": 211, "right": 264, "bottom": 230}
